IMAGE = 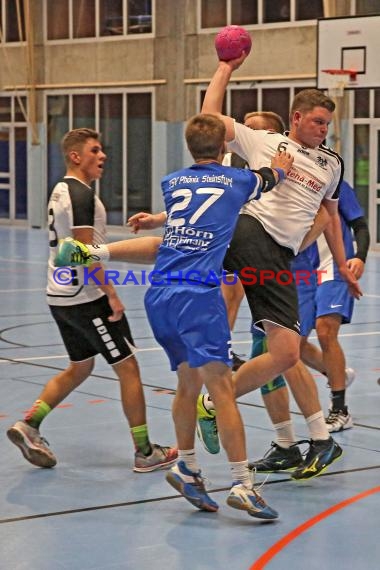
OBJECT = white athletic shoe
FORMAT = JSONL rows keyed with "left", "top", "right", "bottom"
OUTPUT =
{"left": 325, "top": 407, "right": 353, "bottom": 433}
{"left": 345, "top": 368, "right": 356, "bottom": 388}
{"left": 7, "top": 420, "right": 57, "bottom": 467}
{"left": 327, "top": 368, "right": 356, "bottom": 390}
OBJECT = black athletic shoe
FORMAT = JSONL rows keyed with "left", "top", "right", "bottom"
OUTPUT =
{"left": 248, "top": 442, "right": 303, "bottom": 472}
{"left": 232, "top": 351, "right": 246, "bottom": 372}
{"left": 291, "top": 437, "right": 343, "bottom": 481}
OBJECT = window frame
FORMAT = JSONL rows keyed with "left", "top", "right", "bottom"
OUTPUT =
{"left": 0, "top": 0, "right": 26, "bottom": 44}
{"left": 43, "top": 0, "right": 155, "bottom": 44}
{"left": 197, "top": 0, "right": 324, "bottom": 32}
{"left": 44, "top": 87, "right": 155, "bottom": 226}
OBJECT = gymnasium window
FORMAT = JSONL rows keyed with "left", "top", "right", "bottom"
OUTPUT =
{"left": 200, "top": 86, "right": 296, "bottom": 132}
{"left": 46, "top": 91, "right": 152, "bottom": 225}
{"left": 45, "top": 0, "right": 153, "bottom": 41}
{"left": 355, "top": 0, "right": 380, "bottom": 15}
{"left": 0, "top": 0, "right": 26, "bottom": 42}
{"left": 354, "top": 89, "right": 370, "bottom": 118}
{"left": 200, "top": 0, "right": 323, "bottom": 28}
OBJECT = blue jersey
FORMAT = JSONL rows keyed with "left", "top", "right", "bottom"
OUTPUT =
{"left": 315, "top": 180, "right": 363, "bottom": 282}
{"left": 152, "top": 162, "right": 262, "bottom": 285}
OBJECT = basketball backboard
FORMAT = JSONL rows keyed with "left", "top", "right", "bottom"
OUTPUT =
{"left": 317, "top": 14, "right": 380, "bottom": 90}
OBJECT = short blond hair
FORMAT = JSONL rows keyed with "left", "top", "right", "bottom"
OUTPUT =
{"left": 244, "top": 111, "right": 285, "bottom": 133}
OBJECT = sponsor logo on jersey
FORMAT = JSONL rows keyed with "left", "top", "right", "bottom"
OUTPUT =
{"left": 315, "top": 156, "right": 328, "bottom": 169}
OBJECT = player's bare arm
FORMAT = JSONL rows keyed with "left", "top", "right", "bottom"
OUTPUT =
{"left": 127, "top": 211, "right": 167, "bottom": 234}
{"left": 322, "top": 202, "right": 362, "bottom": 299}
{"left": 201, "top": 53, "right": 248, "bottom": 142}
{"left": 299, "top": 204, "right": 330, "bottom": 252}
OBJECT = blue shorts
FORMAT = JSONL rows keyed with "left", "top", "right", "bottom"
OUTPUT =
{"left": 315, "top": 279, "right": 354, "bottom": 324}
{"left": 144, "top": 285, "right": 232, "bottom": 371}
{"left": 296, "top": 271, "right": 318, "bottom": 337}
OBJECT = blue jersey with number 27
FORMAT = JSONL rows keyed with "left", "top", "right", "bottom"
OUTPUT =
{"left": 153, "top": 162, "right": 263, "bottom": 285}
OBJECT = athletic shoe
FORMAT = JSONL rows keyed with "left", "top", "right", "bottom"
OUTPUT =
{"left": 226, "top": 482, "right": 279, "bottom": 520}
{"left": 248, "top": 441, "right": 303, "bottom": 472}
{"left": 133, "top": 444, "right": 178, "bottom": 473}
{"left": 196, "top": 395, "right": 219, "bottom": 454}
{"left": 166, "top": 461, "right": 219, "bottom": 512}
{"left": 291, "top": 437, "right": 343, "bottom": 481}
{"left": 345, "top": 368, "right": 356, "bottom": 388}
{"left": 54, "top": 237, "right": 98, "bottom": 267}
{"left": 325, "top": 407, "right": 353, "bottom": 433}
{"left": 326, "top": 367, "right": 356, "bottom": 389}
{"left": 7, "top": 420, "right": 57, "bottom": 468}
{"left": 232, "top": 351, "right": 246, "bottom": 372}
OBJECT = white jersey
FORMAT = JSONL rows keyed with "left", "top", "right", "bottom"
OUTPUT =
{"left": 46, "top": 176, "right": 106, "bottom": 306}
{"left": 228, "top": 122, "right": 343, "bottom": 254}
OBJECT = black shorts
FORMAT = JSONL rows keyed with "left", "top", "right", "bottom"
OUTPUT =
{"left": 223, "top": 215, "right": 300, "bottom": 334}
{"left": 49, "top": 295, "right": 136, "bottom": 365}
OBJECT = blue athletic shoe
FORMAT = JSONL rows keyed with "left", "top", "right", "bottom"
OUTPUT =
{"left": 226, "top": 482, "right": 279, "bottom": 521}
{"left": 196, "top": 395, "right": 220, "bottom": 454}
{"left": 166, "top": 461, "right": 219, "bottom": 512}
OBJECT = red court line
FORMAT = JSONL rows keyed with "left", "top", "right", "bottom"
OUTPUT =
{"left": 250, "top": 485, "right": 380, "bottom": 569}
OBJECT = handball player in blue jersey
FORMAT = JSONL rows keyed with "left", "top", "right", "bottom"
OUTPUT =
{"left": 144, "top": 113, "right": 293, "bottom": 519}
{"left": 52, "top": 114, "right": 293, "bottom": 517}
{"left": 300, "top": 180, "right": 369, "bottom": 430}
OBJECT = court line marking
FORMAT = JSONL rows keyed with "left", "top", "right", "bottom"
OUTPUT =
{"left": 0, "top": 468, "right": 378, "bottom": 526}
{"left": 249, "top": 485, "right": 380, "bottom": 570}
{"left": 1, "top": 327, "right": 380, "bottom": 364}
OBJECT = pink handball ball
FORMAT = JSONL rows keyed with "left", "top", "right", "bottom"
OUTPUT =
{"left": 214, "top": 25, "right": 252, "bottom": 61}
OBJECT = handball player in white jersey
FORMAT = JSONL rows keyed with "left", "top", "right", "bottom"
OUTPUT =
{"left": 7, "top": 128, "right": 177, "bottom": 473}
{"left": 197, "top": 51, "right": 362, "bottom": 479}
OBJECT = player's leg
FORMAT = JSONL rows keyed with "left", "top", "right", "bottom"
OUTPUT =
{"left": 92, "top": 296, "right": 177, "bottom": 473}
{"left": 300, "top": 335, "right": 356, "bottom": 389}
{"left": 165, "top": 362, "right": 219, "bottom": 512}
{"left": 221, "top": 275, "right": 246, "bottom": 371}
{"left": 7, "top": 302, "right": 99, "bottom": 468}
{"left": 7, "top": 359, "right": 94, "bottom": 468}
{"left": 200, "top": 361, "right": 278, "bottom": 520}
{"left": 316, "top": 314, "right": 353, "bottom": 432}
{"left": 233, "top": 322, "right": 299, "bottom": 397}
{"left": 114, "top": 354, "right": 177, "bottom": 473}
{"left": 249, "top": 332, "right": 302, "bottom": 472}
{"left": 284, "top": 360, "right": 343, "bottom": 480}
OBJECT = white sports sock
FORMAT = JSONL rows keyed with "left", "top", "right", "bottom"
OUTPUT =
{"left": 306, "top": 411, "right": 329, "bottom": 441}
{"left": 273, "top": 420, "right": 296, "bottom": 448}
{"left": 87, "top": 244, "right": 110, "bottom": 262}
{"left": 230, "top": 460, "right": 252, "bottom": 488}
{"left": 178, "top": 449, "right": 200, "bottom": 474}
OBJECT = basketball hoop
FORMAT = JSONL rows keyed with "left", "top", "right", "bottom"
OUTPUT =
{"left": 322, "top": 69, "right": 358, "bottom": 98}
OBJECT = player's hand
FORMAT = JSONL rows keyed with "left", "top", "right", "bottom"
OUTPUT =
{"left": 107, "top": 294, "right": 125, "bottom": 322}
{"left": 339, "top": 266, "right": 363, "bottom": 300}
{"left": 220, "top": 50, "right": 248, "bottom": 71}
{"left": 127, "top": 212, "right": 156, "bottom": 234}
{"left": 346, "top": 257, "right": 365, "bottom": 280}
{"left": 271, "top": 150, "right": 294, "bottom": 176}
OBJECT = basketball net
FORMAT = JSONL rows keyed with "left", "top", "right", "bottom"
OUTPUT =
{"left": 322, "top": 69, "right": 358, "bottom": 98}
{"left": 321, "top": 69, "right": 357, "bottom": 154}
